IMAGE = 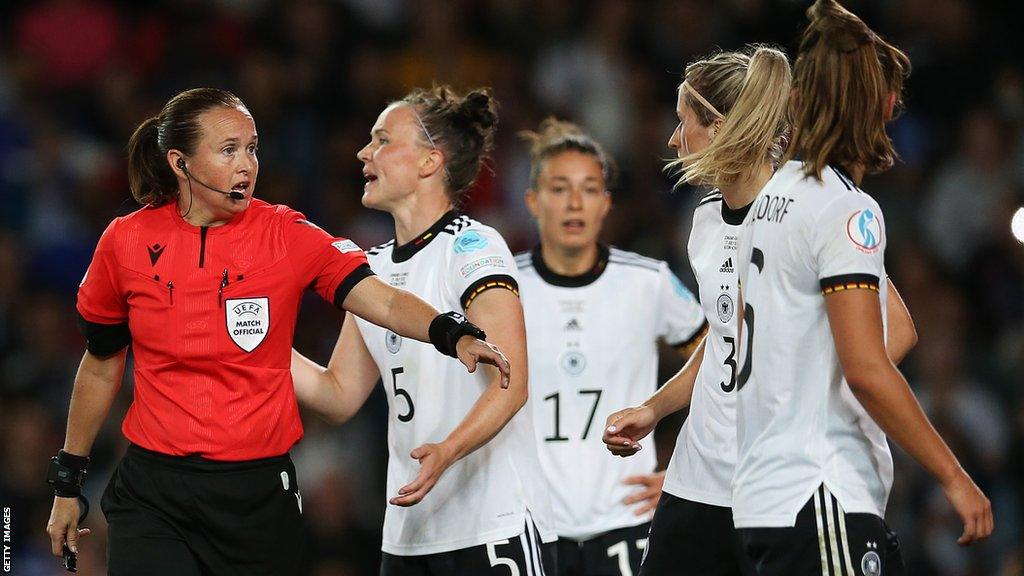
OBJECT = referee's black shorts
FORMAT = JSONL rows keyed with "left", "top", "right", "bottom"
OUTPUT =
{"left": 101, "top": 443, "right": 304, "bottom": 576}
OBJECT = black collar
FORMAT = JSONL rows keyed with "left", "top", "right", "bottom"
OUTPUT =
{"left": 531, "top": 244, "right": 610, "bottom": 287}
{"left": 392, "top": 210, "right": 459, "bottom": 263}
{"left": 722, "top": 199, "right": 753, "bottom": 225}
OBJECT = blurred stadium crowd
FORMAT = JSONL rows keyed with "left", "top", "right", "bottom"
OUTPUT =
{"left": 0, "top": 0, "right": 1021, "bottom": 574}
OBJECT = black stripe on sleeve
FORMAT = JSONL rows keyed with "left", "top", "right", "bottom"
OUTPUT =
{"left": 332, "top": 263, "right": 375, "bottom": 309}
{"left": 820, "top": 273, "right": 880, "bottom": 295}
{"left": 670, "top": 320, "right": 708, "bottom": 351}
{"left": 76, "top": 312, "right": 131, "bottom": 357}
{"left": 460, "top": 274, "right": 520, "bottom": 311}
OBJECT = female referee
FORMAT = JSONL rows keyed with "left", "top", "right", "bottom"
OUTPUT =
{"left": 603, "top": 44, "right": 919, "bottom": 575}
{"left": 45, "top": 87, "right": 509, "bottom": 576}
{"left": 729, "top": 1, "right": 993, "bottom": 573}
{"left": 291, "top": 86, "right": 556, "bottom": 575}
{"left": 514, "top": 117, "right": 705, "bottom": 576}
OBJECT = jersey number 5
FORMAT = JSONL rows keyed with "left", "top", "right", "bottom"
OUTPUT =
{"left": 391, "top": 367, "right": 414, "bottom": 422}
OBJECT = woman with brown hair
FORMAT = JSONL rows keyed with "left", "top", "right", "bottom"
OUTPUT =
{"left": 44, "top": 87, "right": 509, "bottom": 575}
{"left": 516, "top": 117, "right": 705, "bottom": 576}
{"left": 291, "top": 86, "right": 556, "bottom": 575}
{"left": 731, "top": 1, "right": 993, "bottom": 574}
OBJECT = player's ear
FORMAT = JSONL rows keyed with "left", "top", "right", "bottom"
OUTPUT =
{"left": 883, "top": 91, "right": 897, "bottom": 122}
{"left": 524, "top": 188, "right": 540, "bottom": 219}
{"left": 418, "top": 148, "right": 445, "bottom": 180}
{"left": 711, "top": 118, "right": 724, "bottom": 140}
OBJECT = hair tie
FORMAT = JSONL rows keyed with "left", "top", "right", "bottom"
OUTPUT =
{"left": 682, "top": 81, "right": 725, "bottom": 120}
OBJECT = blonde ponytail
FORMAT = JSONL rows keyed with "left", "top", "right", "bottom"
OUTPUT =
{"left": 674, "top": 46, "right": 791, "bottom": 189}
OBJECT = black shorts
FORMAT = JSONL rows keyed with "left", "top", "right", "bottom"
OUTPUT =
{"left": 557, "top": 521, "right": 650, "bottom": 576}
{"left": 101, "top": 444, "right": 304, "bottom": 576}
{"left": 380, "top": 516, "right": 555, "bottom": 576}
{"left": 739, "top": 485, "right": 905, "bottom": 576}
{"left": 640, "top": 493, "right": 755, "bottom": 576}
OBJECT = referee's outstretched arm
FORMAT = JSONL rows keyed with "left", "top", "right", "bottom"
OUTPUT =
{"left": 344, "top": 275, "right": 511, "bottom": 384}
{"left": 292, "top": 275, "right": 512, "bottom": 424}
{"left": 47, "top": 348, "right": 128, "bottom": 558}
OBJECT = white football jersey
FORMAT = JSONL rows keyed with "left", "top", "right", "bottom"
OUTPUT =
{"left": 663, "top": 190, "right": 748, "bottom": 508}
{"left": 733, "top": 161, "right": 893, "bottom": 528}
{"left": 354, "top": 212, "right": 555, "bottom": 555}
{"left": 517, "top": 246, "right": 706, "bottom": 540}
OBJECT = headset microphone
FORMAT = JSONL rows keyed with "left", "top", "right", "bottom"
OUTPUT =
{"left": 177, "top": 159, "right": 245, "bottom": 200}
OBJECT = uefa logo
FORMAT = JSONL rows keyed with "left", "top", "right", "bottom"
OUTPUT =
{"left": 846, "top": 209, "right": 882, "bottom": 254}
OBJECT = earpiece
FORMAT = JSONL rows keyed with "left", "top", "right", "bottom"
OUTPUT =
{"left": 177, "top": 158, "right": 187, "bottom": 171}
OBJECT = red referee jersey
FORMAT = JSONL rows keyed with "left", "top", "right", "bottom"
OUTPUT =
{"left": 77, "top": 199, "right": 371, "bottom": 461}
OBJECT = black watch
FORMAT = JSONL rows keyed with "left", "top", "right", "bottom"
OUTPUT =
{"left": 428, "top": 312, "right": 487, "bottom": 358}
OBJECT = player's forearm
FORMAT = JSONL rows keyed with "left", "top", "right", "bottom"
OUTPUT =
{"left": 443, "top": 374, "right": 527, "bottom": 463}
{"left": 291, "top": 350, "right": 358, "bottom": 424}
{"left": 644, "top": 337, "right": 705, "bottom": 421}
{"left": 63, "top": 350, "right": 127, "bottom": 456}
{"left": 848, "top": 364, "right": 963, "bottom": 486}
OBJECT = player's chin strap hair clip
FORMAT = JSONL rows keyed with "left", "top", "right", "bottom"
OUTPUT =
{"left": 429, "top": 311, "right": 487, "bottom": 358}
{"left": 682, "top": 81, "right": 726, "bottom": 120}
{"left": 46, "top": 450, "right": 91, "bottom": 572}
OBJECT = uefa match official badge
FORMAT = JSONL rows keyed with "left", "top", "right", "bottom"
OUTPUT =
{"left": 225, "top": 297, "right": 270, "bottom": 352}
{"left": 846, "top": 209, "right": 883, "bottom": 254}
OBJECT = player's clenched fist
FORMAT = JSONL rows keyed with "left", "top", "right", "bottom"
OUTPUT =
{"left": 941, "top": 471, "right": 994, "bottom": 546}
{"left": 603, "top": 405, "right": 658, "bottom": 457}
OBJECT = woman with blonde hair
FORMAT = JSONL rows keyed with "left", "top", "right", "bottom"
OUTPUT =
{"left": 730, "top": 1, "right": 992, "bottom": 574}
{"left": 603, "top": 42, "right": 919, "bottom": 575}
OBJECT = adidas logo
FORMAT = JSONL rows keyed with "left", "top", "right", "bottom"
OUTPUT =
{"left": 719, "top": 257, "right": 734, "bottom": 273}
{"left": 564, "top": 318, "right": 581, "bottom": 331}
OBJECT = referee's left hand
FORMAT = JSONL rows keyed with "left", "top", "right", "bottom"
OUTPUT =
{"left": 455, "top": 336, "right": 511, "bottom": 389}
{"left": 390, "top": 442, "right": 455, "bottom": 507}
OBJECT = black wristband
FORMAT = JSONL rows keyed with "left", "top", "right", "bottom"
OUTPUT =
{"left": 47, "top": 450, "right": 90, "bottom": 498}
{"left": 428, "top": 311, "right": 487, "bottom": 358}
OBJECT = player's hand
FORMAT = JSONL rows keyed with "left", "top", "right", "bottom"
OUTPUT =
{"left": 941, "top": 470, "right": 994, "bottom": 545}
{"left": 455, "top": 336, "right": 511, "bottom": 389}
{"left": 46, "top": 496, "right": 91, "bottom": 557}
{"left": 603, "top": 405, "right": 658, "bottom": 457}
{"left": 623, "top": 471, "right": 665, "bottom": 516}
{"left": 390, "top": 442, "right": 456, "bottom": 507}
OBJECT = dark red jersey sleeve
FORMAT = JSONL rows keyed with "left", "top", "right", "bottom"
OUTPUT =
{"left": 282, "top": 210, "right": 373, "bottom": 309}
{"left": 77, "top": 219, "right": 128, "bottom": 324}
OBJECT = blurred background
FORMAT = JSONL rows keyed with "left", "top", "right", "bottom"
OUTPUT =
{"left": 0, "top": 0, "right": 1021, "bottom": 574}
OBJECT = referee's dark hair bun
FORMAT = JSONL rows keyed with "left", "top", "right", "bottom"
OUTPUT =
{"left": 398, "top": 85, "right": 499, "bottom": 206}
